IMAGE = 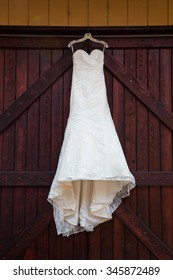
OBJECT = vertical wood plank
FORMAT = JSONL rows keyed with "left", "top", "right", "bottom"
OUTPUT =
{"left": 101, "top": 221, "right": 113, "bottom": 259}
{"left": 49, "top": 222, "right": 62, "bottom": 260}
{"left": 36, "top": 49, "right": 51, "bottom": 259}
{"left": 51, "top": 50, "right": 63, "bottom": 171}
{"left": 73, "top": 232, "right": 87, "bottom": 259}
{"left": 49, "top": 0, "right": 68, "bottom": 26}
{"left": 88, "top": 227, "right": 101, "bottom": 259}
{"left": 168, "top": 0, "right": 173, "bottom": 24}
{"left": 108, "top": 0, "right": 127, "bottom": 26}
{"left": 148, "top": 49, "right": 161, "bottom": 258}
{"left": 128, "top": 0, "right": 147, "bottom": 26}
{"left": 12, "top": 50, "right": 27, "bottom": 242}
{"left": 148, "top": 0, "right": 168, "bottom": 25}
{"left": 61, "top": 235, "right": 74, "bottom": 259}
{"left": 39, "top": 50, "right": 51, "bottom": 172}
{"left": 101, "top": 55, "right": 113, "bottom": 259}
{"left": 112, "top": 49, "right": 125, "bottom": 259}
{"left": 112, "top": 49, "right": 125, "bottom": 148}
{"left": 136, "top": 48, "right": 150, "bottom": 259}
{"left": 0, "top": 49, "right": 4, "bottom": 253}
{"left": 0, "top": 0, "right": 9, "bottom": 25}
{"left": 26, "top": 50, "right": 40, "bottom": 172}
{"left": 9, "top": 0, "right": 28, "bottom": 25}
{"left": 124, "top": 49, "right": 137, "bottom": 260}
{"left": 69, "top": 0, "right": 88, "bottom": 26}
{"left": 113, "top": 216, "right": 125, "bottom": 259}
{"left": 89, "top": 0, "right": 108, "bottom": 26}
{"left": 105, "top": 49, "right": 113, "bottom": 116}
{"left": 160, "top": 49, "right": 173, "bottom": 251}
{"left": 15, "top": 49, "right": 27, "bottom": 173}
{"left": 0, "top": 49, "right": 4, "bottom": 171}
{"left": 29, "top": 0, "right": 48, "bottom": 26}
{"left": 62, "top": 59, "right": 71, "bottom": 132}
{"left": 24, "top": 49, "right": 40, "bottom": 260}
{"left": 0, "top": 49, "right": 15, "bottom": 252}
{"left": 124, "top": 49, "right": 137, "bottom": 174}
{"left": 49, "top": 49, "right": 63, "bottom": 260}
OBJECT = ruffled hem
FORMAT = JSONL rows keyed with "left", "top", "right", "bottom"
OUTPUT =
{"left": 48, "top": 177, "right": 135, "bottom": 237}
{"left": 52, "top": 207, "right": 94, "bottom": 237}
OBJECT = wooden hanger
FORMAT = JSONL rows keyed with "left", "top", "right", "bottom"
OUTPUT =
{"left": 68, "top": 33, "right": 109, "bottom": 52}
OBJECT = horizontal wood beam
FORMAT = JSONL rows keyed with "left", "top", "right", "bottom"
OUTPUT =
{"left": 116, "top": 204, "right": 173, "bottom": 260}
{"left": 1, "top": 36, "right": 173, "bottom": 49}
{"left": 0, "top": 172, "right": 172, "bottom": 186}
{"left": 134, "top": 172, "right": 173, "bottom": 185}
{"left": 0, "top": 172, "right": 53, "bottom": 186}
{"left": 1, "top": 25, "right": 173, "bottom": 36}
{"left": 105, "top": 53, "right": 173, "bottom": 131}
{"left": 0, "top": 51, "right": 72, "bottom": 134}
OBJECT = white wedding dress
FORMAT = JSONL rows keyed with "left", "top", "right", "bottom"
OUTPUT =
{"left": 48, "top": 49, "right": 135, "bottom": 237}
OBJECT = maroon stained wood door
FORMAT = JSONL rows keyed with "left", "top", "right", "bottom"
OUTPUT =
{"left": 0, "top": 27, "right": 173, "bottom": 260}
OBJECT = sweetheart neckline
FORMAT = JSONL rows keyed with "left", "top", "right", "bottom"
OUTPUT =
{"left": 73, "top": 49, "right": 104, "bottom": 57}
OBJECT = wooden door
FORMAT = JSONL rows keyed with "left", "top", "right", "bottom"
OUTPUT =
{"left": 0, "top": 27, "right": 173, "bottom": 260}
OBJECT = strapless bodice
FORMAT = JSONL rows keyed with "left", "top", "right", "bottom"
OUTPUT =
{"left": 70, "top": 49, "right": 109, "bottom": 118}
{"left": 73, "top": 49, "right": 104, "bottom": 70}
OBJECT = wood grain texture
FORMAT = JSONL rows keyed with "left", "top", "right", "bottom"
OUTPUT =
{"left": 45, "top": 48, "right": 60, "bottom": 255}
{"left": 51, "top": 50, "right": 63, "bottom": 170}
{"left": 0, "top": 49, "right": 3, "bottom": 172}
{"left": 108, "top": 0, "right": 128, "bottom": 26}
{"left": 69, "top": 0, "right": 88, "bottom": 26}
{"left": 49, "top": 0, "right": 68, "bottom": 26}
{"left": 29, "top": 0, "right": 48, "bottom": 26}
{"left": 89, "top": 0, "right": 107, "bottom": 26}
{"left": 160, "top": 49, "right": 173, "bottom": 252}
{"left": 0, "top": 49, "right": 4, "bottom": 252}
{"left": 12, "top": 50, "right": 27, "bottom": 247}
{"left": 169, "top": 0, "right": 173, "bottom": 24}
{"left": 2, "top": 34, "right": 173, "bottom": 49}
{"left": 104, "top": 53, "right": 173, "bottom": 131}
{"left": 124, "top": 49, "right": 137, "bottom": 260}
{"left": 24, "top": 49, "right": 39, "bottom": 259}
{"left": 112, "top": 49, "right": 125, "bottom": 148}
{"left": 148, "top": 0, "right": 168, "bottom": 25}
{"left": 9, "top": 0, "right": 28, "bottom": 25}
{"left": 0, "top": 49, "right": 15, "bottom": 252}
{"left": 101, "top": 54, "right": 113, "bottom": 260}
{"left": 112, "top": 49, "right": 125, "bottom": 260}
{"left": 0, "top": 206, "right": 52, "bottom": 260}
{"left": 0, "top": 0, "right": 8, "bottom": 25}
{"left": 115, "top": 204, "right": 173, "bottom": 260}
{"left": 0, "top": 51, "right": 72, "bottom": 134}
{"left": 88, "top": 226, "right": 101, "bottom": 259}
{"left": 0, "top": 171, "right": 173, "bottom": 186}
{"left": 128, "top": 0, "right": 147, "bottom": 25}
{"left": 0, "top": 0, "right": 173, "bottom": 26}
{"left": 136, "top": 48, "right": 150, "bottom": 259}
{"left": 36, "top": 49, "right": 52, "bottom": 260}
{"left": 148, "top": 49, "right": 161, "bottom": 259}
